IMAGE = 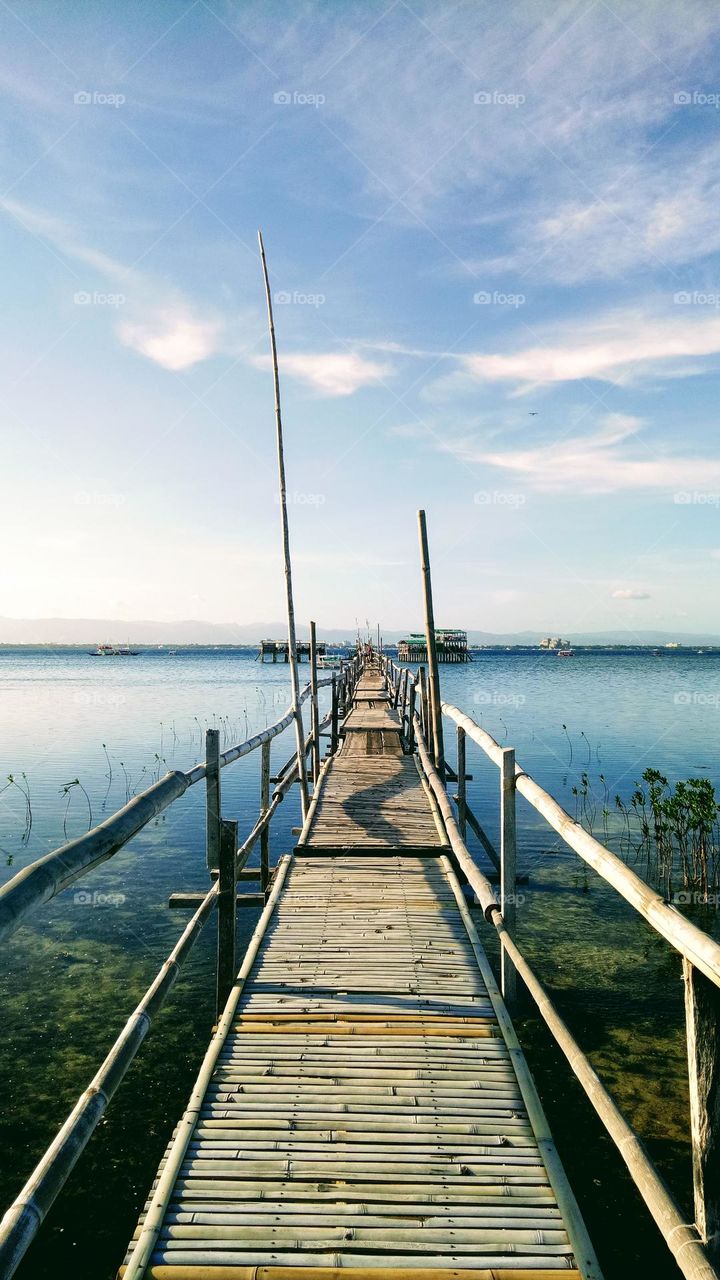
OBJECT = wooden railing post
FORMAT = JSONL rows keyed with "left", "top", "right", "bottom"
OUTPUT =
{"left": 205, "top": 728, "right": 221, "bottom": 873}
{"left": 501, "top": 746, "right": 517, "bottom": 1006}
{"left": 309, "top": 621, "right": 320, "bottom": 786}
{"left": 418, "top": 666, "right": 430, "bottom": 753}
{"left": 260, "top": 739, "right": 271, "bottom": 894}
{"left": 407, "top": 679, "right": 416, "bottom": 752}
{"left": 457, "top": 725, "right": 467, "bottom": 840}
{"left": 216, "top": 817, "right": 238, "bottom": 1019}
{"left": 331, "top": 674, "right": 339, "bottom": 755}
{"left": 684, "top": 958, "right": 720, "bottom": 1259}
{"left": 417, "top": 510, "right": 445, "bottom": 780}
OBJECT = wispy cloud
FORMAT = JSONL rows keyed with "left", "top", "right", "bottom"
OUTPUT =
{"left": 442, "top": 306, "right": 720, "bottom": 391}
{"left": 612, "top": 588, "right": 651, "bottom": 600}
{"left": 116, "top": 309, "right": 224, "bottom": 370}
{"left": 443, "top": 412, "right": 720, "bottom": 495}
{"left": 0, "top": 196, "right": 234, "bottom": 370}
{"left": 250, "top": 350, "right": 393, "bottom": 396}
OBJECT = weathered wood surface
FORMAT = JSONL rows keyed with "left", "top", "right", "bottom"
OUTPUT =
{"left": 341, "top": 706, "right": 401, "bottom": 733}
{"left": 121, "top": 663, "right": 593, "bottom": 1278}
{"left": 296, "top": 756, "right": 447, "bottom": 854}
{"left": 123, "top": 855, "right": 586, "bottom": 1276}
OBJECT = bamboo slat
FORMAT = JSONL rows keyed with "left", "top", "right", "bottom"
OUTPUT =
{"left": 120, "top": 852, "right": 594, "bottom": 1278}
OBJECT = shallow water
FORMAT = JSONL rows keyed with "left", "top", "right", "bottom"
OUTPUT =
{"left": 2, "top": 646, "right": 719, "bottom": 1279}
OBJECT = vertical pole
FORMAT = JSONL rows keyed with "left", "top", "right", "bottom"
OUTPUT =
{"left": 260, "top": 739, "right": 271, "bottom": 894}
{"left": 500, "top": 746, "right": 517, "bottom": 1007}
{"left": 216, "top": 817, "right": 238, "bottom": 1020}
{"left": 205, "top": 728, "right": 221, "bottom": 874}
{"left": 684, "top": 958, "right": 720, "bottom": 1259}
{"left": 258, "top": 230, "right": 309, "bottom": 821}
{"left": 457, "top": 725, "right": 467, "bottom": 841}
{"left": 331, "top": 674, "right": 338, "bottom": 755}
{"left": 418, "top": 666, "right": 430, "bottom": 752}
{"left": 309, "top": 620, "right": 320, "bottom": 786}
{"left": 417, "top": 509, "right": 445, "bottom": 781}
{"left": 407, "top": 678, "right": 416, "bottom": 752}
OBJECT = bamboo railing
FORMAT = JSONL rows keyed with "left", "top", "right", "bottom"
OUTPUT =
{"left": 381, "top": 653, "right": 720, "bottom": 1280}
{"left": 0, "top": 653, "right": 361, "bottom": 1280}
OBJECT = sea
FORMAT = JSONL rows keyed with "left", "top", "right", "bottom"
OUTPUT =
{"left": 2, "top": 644, "right": 720, "bottom": 1279}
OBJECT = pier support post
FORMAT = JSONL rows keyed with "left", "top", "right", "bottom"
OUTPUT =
{"left": 205, "top": 729, "right": 221, "bottom": 874}
{"left": 216, "top": 818, "right": 238, "bottom": 1019}
{"left": 501, "top": 746, "right": 517, "bottom": 1007}
{"left": 260, "top": 739, "right": 271, "bottom": 894}
{"left": 457, "top": 726, "right": 467, "bottom": 840}
{"left": 417, "top": 510, "right": 445, "bottom": 780}
{"left": 683, "top": 958, "right": 720, "bottom": 1259}
{"left": 331, "top": 675, "right": 338, "bottom": 755}
{"left": 310, "top": 621, "right": 321, "bottom": 786}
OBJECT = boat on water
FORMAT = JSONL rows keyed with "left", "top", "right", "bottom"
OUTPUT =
{"left": 317, "top": 653, "right": 344, "bottom": 669}
{"left": 89, "top": 643, "right": 140, "bottom": 657}
{"left": 557, "top": 648, "right": 575, "bottom": 658}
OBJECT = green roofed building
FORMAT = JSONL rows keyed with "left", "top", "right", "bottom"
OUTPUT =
{"left": 398, "top": 630, "right": 469, "bottom": 663}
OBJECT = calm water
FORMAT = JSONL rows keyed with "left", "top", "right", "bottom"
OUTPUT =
{"left": 2, "top": 646, "right": 720, "bottom": 1279}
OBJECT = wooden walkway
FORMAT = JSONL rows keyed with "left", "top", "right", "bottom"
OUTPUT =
{"left": 121, "top": 666, "right": 597, "bottom": 1278}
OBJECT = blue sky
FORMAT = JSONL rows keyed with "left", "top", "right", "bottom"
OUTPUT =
{"left": 2, "top": 0, "right": 720, "bottom": 634}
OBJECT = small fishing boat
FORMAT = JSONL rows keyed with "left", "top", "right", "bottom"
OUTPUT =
{"left": 89, "top": 643, "right": 139, "bottom": 657}
{"left": 557, "top": 649, "right": 575, "bottom": 658}
{"left": 317, "top": 653, "right": 344, "bottom": 669}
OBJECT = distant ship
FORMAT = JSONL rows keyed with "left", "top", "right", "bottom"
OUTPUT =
{"left": 89, "top": 643, "right": 139, "bottom": 657}
{"left": 557, "top": 649, "right": 575, "bottom": 658}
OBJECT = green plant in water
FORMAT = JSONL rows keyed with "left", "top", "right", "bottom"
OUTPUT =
{"left": 607, "top": 768, "right": 720, "bottom": 902}
{"left": 2, "top": 774, "right": 33, "bottom": 844}
{"left": 60, "top": 779, "right": 93, "bottom": 837}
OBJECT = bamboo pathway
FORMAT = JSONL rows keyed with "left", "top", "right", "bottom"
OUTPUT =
{"left": 121, "top": 665, "right": 598, "bottom": 1279}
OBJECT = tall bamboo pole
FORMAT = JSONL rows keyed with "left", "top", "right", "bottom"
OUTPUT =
{"left": 258, "top": 230, "right": 309, "bottom": 819}
{"left": 417, "top": 509, "right": 445, "bottom": 780}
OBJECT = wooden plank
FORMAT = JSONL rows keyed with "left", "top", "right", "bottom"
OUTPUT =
{"left": 121, "top": 667, "right": 595, "bottom": 1280}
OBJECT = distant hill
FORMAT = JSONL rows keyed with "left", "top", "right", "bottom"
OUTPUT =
{"left": 0, "top": 616, "right": 718, "bottom": 647}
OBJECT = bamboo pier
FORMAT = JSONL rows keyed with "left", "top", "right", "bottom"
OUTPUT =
{"left": 119, "top": 658, "right": 598, "bottom": 1279}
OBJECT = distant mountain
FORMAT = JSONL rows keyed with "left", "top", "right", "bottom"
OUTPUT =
{"left": 0, "top": 617, "right": 718, "bottom": 647}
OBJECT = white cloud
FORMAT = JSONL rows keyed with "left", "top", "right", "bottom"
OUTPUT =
{"left": 0, "top": 197, "right": 230, "bottom": 371}
{"left": 251, "top": 351, "right": 392, "bottom": 396}
{"left": 612, "top": 589, "right": 651, "bottom": 600}
{"left": 117, "top": 310, "right": 223, "bottom": 371}
{"left": 453, "top": 308, "right": 720, "bottom": 391}
{"left": 444, "top": 412, "right": 720, "bottom": 495}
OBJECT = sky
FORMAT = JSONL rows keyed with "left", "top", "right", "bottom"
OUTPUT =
{"left": 2, "top": 0, "right": 720, "bottom": 636}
